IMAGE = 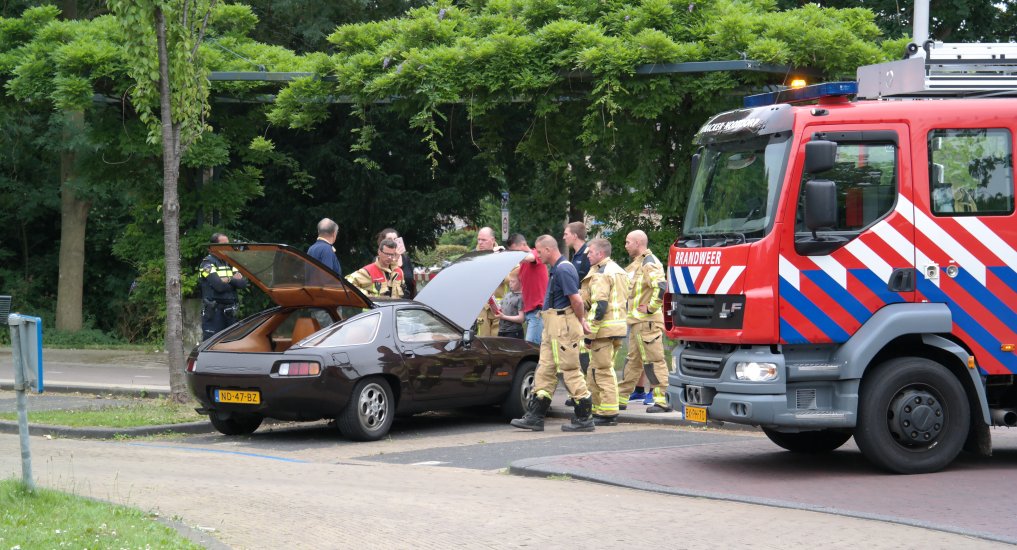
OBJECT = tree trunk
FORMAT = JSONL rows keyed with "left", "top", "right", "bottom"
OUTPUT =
{"left": 156, "top": 8, "right": 188, "bottom": 402}
{"left": 56, "top": 110, "right": 89, "bottom": 332}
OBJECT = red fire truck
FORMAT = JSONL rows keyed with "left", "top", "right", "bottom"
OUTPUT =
{"left": 665, "top": 36, "right": 1017, "bottom": 473}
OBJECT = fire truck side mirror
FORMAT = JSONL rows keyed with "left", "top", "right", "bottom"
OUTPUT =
{"left": 804, "top": 140, "right": 837, "bottom": 174}
{"left": 804, "top": 179, "right": 837, "bottom": 237}
{"left": 690, "top": 151, "right": 701, "bottom": 182}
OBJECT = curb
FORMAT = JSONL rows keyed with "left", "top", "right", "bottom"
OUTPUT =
{"left": 0, "top": 420, "right": 213, "bottom": 439}
{"left": 545, "top": 405, "right": 758, "bottom": 432}
{"left": 0, "top": 382, "right": 169, "bottom": 398}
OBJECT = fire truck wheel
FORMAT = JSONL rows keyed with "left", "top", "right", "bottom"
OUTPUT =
{"left": 855, "top": 357, "right": 969, "bottom": 474}
{"left": 762, "top": 428, "right": 851, "bottom": 454}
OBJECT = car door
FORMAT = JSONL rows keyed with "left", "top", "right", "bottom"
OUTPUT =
{"left": 395, "top": 307, "right": 491, "bottom": 400}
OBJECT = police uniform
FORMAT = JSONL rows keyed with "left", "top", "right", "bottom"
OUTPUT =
{"left": 511, "top": 256, "right": 594, "bottom": 432}
{"left": 199, "top": 254, "right": 248, "bottom": 341}
{"left": 580, "top": 256, "right": 629, "bottom": 421}
{"left": 346, "top": 261, "right": 404, "bottom": 298}
{"left": 617, "top": 249, "right": 671, "bottom": 411}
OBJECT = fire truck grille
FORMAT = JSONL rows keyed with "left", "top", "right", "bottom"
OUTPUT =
{"left": 679, "top": 343, "right": 732, "bottom": 378}
{"left": 672, "top": 294, "right": 745, "bottom": 329}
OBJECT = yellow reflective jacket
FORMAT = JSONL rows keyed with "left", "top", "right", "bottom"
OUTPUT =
{"left": 626, "top": 250, "right": 665, "bottom": 324}
{"left": 581, "top": 258, "right": 629, "bottom": 339}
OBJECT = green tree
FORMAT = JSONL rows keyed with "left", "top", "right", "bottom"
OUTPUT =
{"left": 776, "top": 0, "right": 1017, "bottom": 43}
{"left": 267, "top": 0, "right": 898, "bottom": 244}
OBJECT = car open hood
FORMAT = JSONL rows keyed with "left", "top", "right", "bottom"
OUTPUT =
{"left": 414, "top": 250, "right": 526, "bottom": 331}
{"left": 209, "top": 243, "right": 372, "bottom": 309}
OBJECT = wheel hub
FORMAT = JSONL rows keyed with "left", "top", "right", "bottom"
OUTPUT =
{"left": 888, "top": 389, "right": 943, "bottom": 446}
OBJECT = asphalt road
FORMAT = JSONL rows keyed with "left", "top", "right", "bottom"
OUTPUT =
{"left": 3, "top": 348, "right": 1017, "bottom": 547}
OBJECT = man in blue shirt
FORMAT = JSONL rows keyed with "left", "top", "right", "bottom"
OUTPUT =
{"left": 511, "top": 234, "right": 595, "bottom": 432}
{"left": 564, "top": 221, "right": 590, "bottom": 280}
{"left": 307, "top": 218, "right": 342, "bottom": 277}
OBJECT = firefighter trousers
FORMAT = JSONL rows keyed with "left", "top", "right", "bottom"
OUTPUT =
{"left": 586, "top": 337, "right": 621, "bottom": 416}
{"left": 617, "top": 320, "right": 668, "bottom": 406}
{"left": 475, "top": 308, "right": 499, "bottom": 337}
{"left": 534, "top": 310, "right": 590, "bottom": 400}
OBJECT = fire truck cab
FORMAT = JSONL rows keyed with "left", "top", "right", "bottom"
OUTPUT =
{"left": 666, "top": 43, "right": 1017, "bottom": 474}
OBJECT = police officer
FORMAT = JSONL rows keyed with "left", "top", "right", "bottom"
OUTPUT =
{"left": 511, "top": 235, "right": 595, "bottom": 432}
{"left": 617, "top": 230, "right": 672, "bottom": 412}
{"left": 199, "top": 233, "right": 248, "bottom": 341}
{"left": 580, "top": 238, "right": 630, "bottom": 426}
{"left": 346, "top": 238, "right": 405, "bottom": 298}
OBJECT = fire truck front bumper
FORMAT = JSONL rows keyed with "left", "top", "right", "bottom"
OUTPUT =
{"left": 668, "top": 344, "right": 858, "bottom": 430}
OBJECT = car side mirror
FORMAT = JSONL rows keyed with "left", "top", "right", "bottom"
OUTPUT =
{"left": 805, "top": 140, "right": 837, "bottom": 174}
{"left": 462, "top": 329, "right": 474, "bottom": 348}
{"left": 804, "top": 179, "right": 837, "bottom": 238}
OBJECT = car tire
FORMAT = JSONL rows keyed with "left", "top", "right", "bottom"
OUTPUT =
{"left": 854, "top": 357, "right": 970, "bottom": 474}
{"left": 209, "top": 411, "right": 263, "bottom": 436}
{"left": 338, "top": 377, "right": 395, "bottom": 441}
{"left": 502, "top": 360, "right": 537, "bottom": 419}
{"left": 762, "top": 428, "right": 852, "bottom": 454}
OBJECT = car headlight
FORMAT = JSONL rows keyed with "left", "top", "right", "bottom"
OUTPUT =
{"left": 734, "top": 361, "right": 778, "bottom": 381}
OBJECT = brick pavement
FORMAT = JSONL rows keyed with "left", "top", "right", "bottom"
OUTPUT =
{"left": 511, "top": 433, "right": 1017, "bottom": 545}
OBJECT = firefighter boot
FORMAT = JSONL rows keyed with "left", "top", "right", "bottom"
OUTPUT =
{"left": 510, "top": 395, "right": 551, "bottom": 431}
{"left": 562, "top": 396, "right": 595, "bottom": 432}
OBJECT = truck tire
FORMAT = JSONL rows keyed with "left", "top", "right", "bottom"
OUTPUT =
{"left": 854, "top": 357, "right": 969, "bottom": 474}
{"left": 762, "top": 428, "right": 851, "bottom": 454}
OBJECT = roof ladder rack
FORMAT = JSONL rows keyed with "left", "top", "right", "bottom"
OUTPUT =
{"left": 857, "top": 42, "right": 1017, "bottom": 99}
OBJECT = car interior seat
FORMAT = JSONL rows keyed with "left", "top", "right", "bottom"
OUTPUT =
{"left": 290, "top": 316, "right": 321, "bottom": 345}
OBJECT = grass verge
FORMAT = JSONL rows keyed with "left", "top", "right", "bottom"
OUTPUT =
{"left": 0, "top": 479, "right": 203, "bottom": 549}
{"left": 0, "top": 398, "right": 204, "bottom": 427}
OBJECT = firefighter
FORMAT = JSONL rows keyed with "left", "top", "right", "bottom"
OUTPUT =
{"left": 474, "top": 226, "right": 506, "bottom": 336}
{"left": 346, "top": 238, "right": 404, "bottom": 298}
{"left": 618, "top": 230, "right": 672, "bottom": 412}
{"left": 511, "top": 234, "right": 595, "bottom": 432}
{"left": 198, "top": 233, "right": 248, "bottom": 341}
{"left": 580, "top": 238, "right": 629, "bottom": 426}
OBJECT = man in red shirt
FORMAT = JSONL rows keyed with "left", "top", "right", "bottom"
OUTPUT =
{"left": 506, "top": 234, "right": 549, "bottom": 344}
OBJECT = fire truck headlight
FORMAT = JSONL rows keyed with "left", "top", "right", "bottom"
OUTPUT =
{"left": 735, "top": 361, "right": 778, "bottom": 381}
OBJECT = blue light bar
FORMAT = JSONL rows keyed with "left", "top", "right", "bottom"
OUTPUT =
{"left": 743, "top": 81, "right": 858, "bottom": 107}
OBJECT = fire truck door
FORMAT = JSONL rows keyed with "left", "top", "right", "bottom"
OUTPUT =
{"left": 914, "top": 127, "right": 1017, "bottom": 376}
{"left": 779, "top": 124, "right": 915, "bottom": 345}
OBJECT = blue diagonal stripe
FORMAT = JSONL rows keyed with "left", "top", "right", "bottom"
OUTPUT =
{"left": 669, "top": 267, "right": 680, "bottom": 294}
{"left": 918, "top": 279, "right": 1017, "bottom": 373}
{"left": 953, "top": 269, "right": 1017, "bottom": 332}
{"left": 801, "top": 270, "right": 871, "bottom": 324}
{"left": 681, "top": 267, "right": 697, "bottom": 295}
{"left": 779, "top": 278, "right": 851, "bottom": 342}
{"left": 989, "top": 266, "right": 1017, "bottom": 295}
{"left": 850, "top": 269, "right": 906, "bottom": 304}
{"left": 780, "top": 317, "right": 809, "bottom": 344}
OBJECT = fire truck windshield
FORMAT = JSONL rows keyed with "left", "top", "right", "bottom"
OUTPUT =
{"left": 681, "top": 134, "right": 791, "bottom": 245}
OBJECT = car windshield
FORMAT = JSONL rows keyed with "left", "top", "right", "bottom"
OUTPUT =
{"left": 682, "top": 134, "right": 791, "bottom": 245}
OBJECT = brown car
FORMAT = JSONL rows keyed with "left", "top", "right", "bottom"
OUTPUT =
{"left": 186, "top": 244, "right": 537, "bottom": 441}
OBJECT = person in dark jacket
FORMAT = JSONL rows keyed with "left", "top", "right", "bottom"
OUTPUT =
{"left": 199, "top": 233, "right": 248, "bottom": 341}
{"left": 308, "top": 218, "right": 342, "bottom": 276}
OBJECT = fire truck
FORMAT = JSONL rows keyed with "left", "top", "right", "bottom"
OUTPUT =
{"left": 665, "top": 7, "right": 1017, "bottom": 474}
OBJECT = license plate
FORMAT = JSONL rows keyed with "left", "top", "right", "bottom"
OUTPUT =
{"left": 215, "top": 389, "right": 261, "bottom": 404}
{"left": 684, "top": 405, "right": 707, "bottom": 423}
